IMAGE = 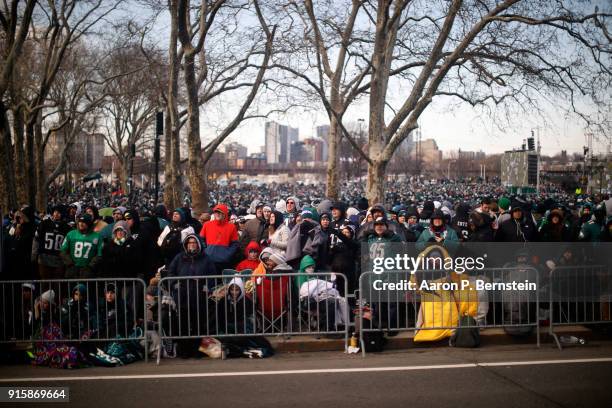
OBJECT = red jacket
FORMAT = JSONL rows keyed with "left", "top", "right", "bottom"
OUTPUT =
{"left": 199, "top": 204, "right": 239, "bottom": 263}
{"left": 236, "top": 241, "right": 261, "bottom": 271}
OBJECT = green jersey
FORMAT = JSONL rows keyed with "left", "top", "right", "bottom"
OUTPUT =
{"left": 61, "top": 229, "right": 103, "bottom": 267}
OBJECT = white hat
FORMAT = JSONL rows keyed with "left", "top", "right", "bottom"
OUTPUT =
{"left": 22, "top": 283, "right": 35, "bottom": 291}
{"left": 40, "top": 290, "right": 55, "bottom": 304}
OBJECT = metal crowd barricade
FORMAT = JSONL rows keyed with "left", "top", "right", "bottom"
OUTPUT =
{"left": 548, "top": 265, "right": 612, "bottom": 350}
{"left": 156, "top": 272, "right": 349, "bottom": 364}
{"left": 0, "top": 278, "right": 148, "bottom": 362}
{"left": 358, "top": 267, "right": 540, "bottom": 356}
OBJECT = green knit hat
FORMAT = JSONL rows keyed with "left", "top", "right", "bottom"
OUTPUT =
{"left": 498, "top": 197, "right": 511, "bottom": 211}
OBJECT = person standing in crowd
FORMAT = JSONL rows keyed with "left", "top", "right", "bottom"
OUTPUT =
{"left": 496, "top": 197, "right": 511, "bottom": 225}
{"left": 157, "top": 209, "right": 194, "bottom": 267}
{"left": 362, "top": 217, "right": 402, "bottom": 244}
{"left": 329, "top": 224, "right": 359, "bottom": 295}
{"left": 245, "top": 202, "right": 267, "bottom": 244}
{"left": 303, "top": 212, "right": 333, "bottom": 270}
{"left": 418, "top": 200, "right": 435, "bottom": 229}
{"left": 470, "top": 198, "right": 496, "bottom": 241}
{"left": 579, "top": 204, "right": 606, "bottom": 242}
{"left": 124, "top": 209, "right": 159, "bottom": 282}
{"left": 199, "top": 204, "right": 239, "bottom": 272}
{"left": 267, "top": 210, "right": 290, "bottom": 255}
{"left": 60, "top": 214, "right": 103, "bottom": 279}
{"left": 85, "top": 205, "right": 108, "bottom": 233}
{"left": 330, "top": 201, "right": 349, "bottom": 230}
{"left": 452, "top": 202, "right": 472, "bottom": 242}
{"left": 496, "top": 206, "right": 529, "bottom": 242}
{"left": 33, "top": 206, "right": 71, "bottom": 280}
{"left": 167, "top": 232, "right": 217, "bottom": 357}
{"left": 284, "top": 196, "right": 300, "bottom": 222}
{"left": 416, "top": 209, "right": 459, "bottom": 252}
{"left": 99, "top": 207, "right": 126, "bottom": 243}
{"left": 4, "top": 206, "right": 37, "bottom": 280}
{"left": 101, "top": 221, "right": 141, "bottom": 279}
{"left": 538, "top": 208, "right": 573, "bottom": 242}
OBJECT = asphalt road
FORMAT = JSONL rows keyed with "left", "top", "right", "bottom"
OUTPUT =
{"left": 1, "top": 343, "right": 611, "bottom": 408}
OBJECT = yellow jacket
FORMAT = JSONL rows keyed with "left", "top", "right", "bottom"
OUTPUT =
{"left": 411, "top": 245, "right": 479, "bottom": 342}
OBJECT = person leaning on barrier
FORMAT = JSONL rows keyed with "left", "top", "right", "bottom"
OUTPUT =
{"left": 164, "top": 233, "right": 217, "bottom": 357}
{"left": 60, "top": 214, "right": 103, "bottom": 279}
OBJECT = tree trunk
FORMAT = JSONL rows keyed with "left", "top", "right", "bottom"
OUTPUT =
{"left": 0, "top": 101, "right": 17, "bottom": 212}
{"left": 366, "top": 158, "right": 387, "bottom": 206}
{"left": 184, "top": 51, "right": 207, "bottom": 213}
{"left": 163, "top": 106, "right": 174, "bottom": 208}
{"left": 325, "top": 115, "right": 340, "bottom": 200}
{"left": 12, "top": 106, "right": 27, "bottom": 205}
{"left": 170, "top": 125, "right": 182, "bottom": 208}
{"left": 35, "top": 115, "right": 46, "bottom": 211}
{"left": 119, "top": 158, "right": 129, "bottom": 193}
{"left": 25, "top": 117, "right": 37, "bottom": 208}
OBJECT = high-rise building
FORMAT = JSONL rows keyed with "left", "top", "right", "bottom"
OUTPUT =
{"left": 265, "top": 121, "right": 282, "bottom": 164}
{"left": 265, "top": 121, "right": 299, "bottom": 163}
{"left": 316, "top": 125, "right": 330, "bottom": 161}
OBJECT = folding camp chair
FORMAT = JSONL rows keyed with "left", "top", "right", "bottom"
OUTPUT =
{"left": 254, "top": 274, "right": 291, "bottom": 333}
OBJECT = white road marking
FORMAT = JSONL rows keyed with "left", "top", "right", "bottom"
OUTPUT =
{"left": 1, "top": 357, "right": 611, "bottom": 383}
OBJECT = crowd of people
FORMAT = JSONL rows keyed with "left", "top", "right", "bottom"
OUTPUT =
{"left": 1, "top": 178, "right": 612, "bottom": 366}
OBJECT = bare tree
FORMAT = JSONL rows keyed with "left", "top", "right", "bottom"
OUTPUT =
{"left": 0, "top": 0, "right": 36, "bottom": 211}
{"left": 269, "top": 0, "right": 373, "bottom": 199}
{"left": 360, "top": 0, "right": 610, "bottom": 203}
{"left": 172, "top": 0, "right": 276, "bottom": 212}
{"left": 101, "top": 44, "right": 161, "bottom": 192}
{"left": 273, "top": 0, "right": 610, "bottom": 204}
{"left": 1, "top": 0, "right": 125, "bottom": 210}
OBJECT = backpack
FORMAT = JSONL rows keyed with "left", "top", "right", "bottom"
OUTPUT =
{"left": 449, "top": 315, "right": 480, "bottom": 348}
